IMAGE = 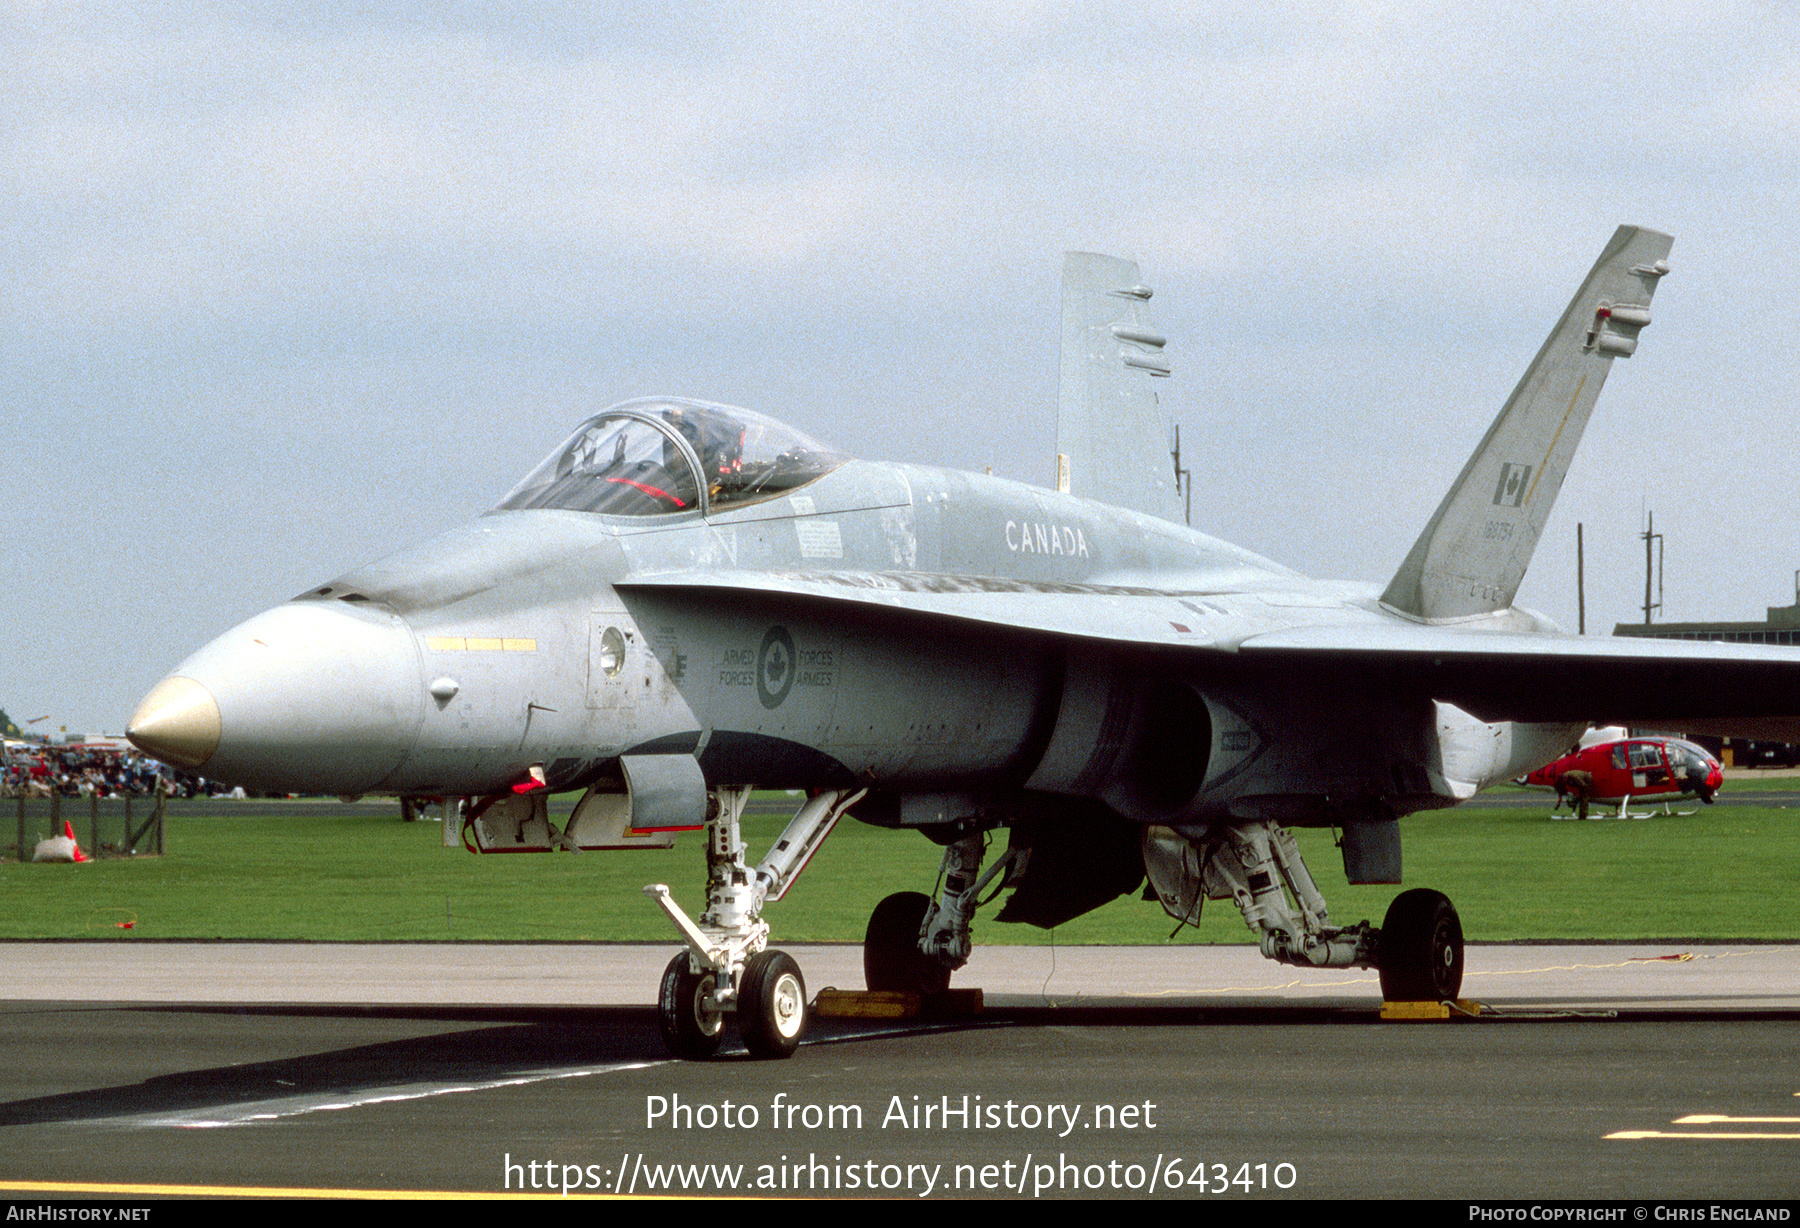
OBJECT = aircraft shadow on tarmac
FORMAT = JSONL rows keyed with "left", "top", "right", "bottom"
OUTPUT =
{"left": 0, "top": 1001, "right": 1400, "bottom": 1128}
{"left": 0, "top": 1005, "right": 665, "bottom": 1128}
{"left": 11, "top": 999, "right": 1788, "bottom": 1130}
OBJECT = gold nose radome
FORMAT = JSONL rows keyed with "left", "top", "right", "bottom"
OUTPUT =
{"left": 127, "top": 676, "right": 222, "bottom": 769}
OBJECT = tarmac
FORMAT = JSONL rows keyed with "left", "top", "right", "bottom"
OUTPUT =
{"left": 5, "top": 939, "right": 1799, "bottom": 1012}
{"left": 3, "top": 942, "right": 1798, "bottom": 1201}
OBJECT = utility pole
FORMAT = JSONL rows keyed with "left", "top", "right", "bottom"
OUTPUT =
{"left": 1576, "top": 522, "right": 1585, "bottom": 635}
{"left": 1641, "top": 511, "right": 1663, "bottom": 625}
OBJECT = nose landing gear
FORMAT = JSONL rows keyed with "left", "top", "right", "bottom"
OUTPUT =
{"left": 646, "top": 786, "right": 863, "bottom": 1059}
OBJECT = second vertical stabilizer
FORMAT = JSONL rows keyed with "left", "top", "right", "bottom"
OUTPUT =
{"left": 1057, "top": 253, "right": 1183, "bottom": 524}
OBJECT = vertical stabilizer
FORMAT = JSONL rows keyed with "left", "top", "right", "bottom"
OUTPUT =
{"left": 1380, "top": 225, "right": 1673, "bottom": 622}
{"left": 1057, "top": 253, "right": 1183, "bottom": 523}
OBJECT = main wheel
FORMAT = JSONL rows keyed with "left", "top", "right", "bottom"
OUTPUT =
{"left": 863, "top": 891, "right": 951, "bottom": 994}
{"left": 738, "top": 949, "right": 807, "bottom": 1059}
{"left": 1377, "top": 888, "right": 1464, "bottom": 1002}
{"left": 657, "top": 953, "right": 723, "bottom": 1059}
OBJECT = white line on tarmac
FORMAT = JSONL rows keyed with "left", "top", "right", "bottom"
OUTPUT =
{"left": 82, "top": 1021, "right": 957, "bottom": 1128}
{"left": 91, "top": 1061, "right": 665, "bottom": 1129}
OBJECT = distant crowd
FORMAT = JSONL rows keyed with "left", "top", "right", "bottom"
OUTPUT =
{"left": 1, "top": 745, "right": 224, "bottom": 800}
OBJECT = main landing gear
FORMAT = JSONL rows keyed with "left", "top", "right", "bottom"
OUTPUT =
{"left": 1142, "top": 819, "right": 1466, "bottom": 1002}
{"left": 646, "top": 787, "right": 863, "bottom": 1059}
{"left": 1376, "top": 888, "right": 1464, "bottom": 1002}
{"left": 862, "top": 828, "right": 1022, "bottom": 995}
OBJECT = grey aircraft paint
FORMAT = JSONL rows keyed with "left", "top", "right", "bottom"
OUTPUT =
{"left": 126, "top": 227, "right": 1800, "bottom": 1055}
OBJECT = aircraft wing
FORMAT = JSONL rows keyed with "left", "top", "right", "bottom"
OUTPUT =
{"left": 624, "top": 570, "right": 1800, "bottom": 738}
{"left": 1236, "top": 624, "right": 1800, "bottom": 737}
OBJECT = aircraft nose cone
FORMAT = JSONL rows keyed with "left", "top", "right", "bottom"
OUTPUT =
{"left": 127, "top": 676, "right": 222, "bottom": 769}
{"left": 132, "top": 601, "right": 424, "bottom": 794}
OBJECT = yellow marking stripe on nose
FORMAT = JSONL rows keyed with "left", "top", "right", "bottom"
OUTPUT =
{"left": 426, "top": 637, "right": 537, "bottom": 652}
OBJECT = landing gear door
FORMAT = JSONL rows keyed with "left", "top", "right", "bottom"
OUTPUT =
{"left": 564, "top": 786, "right": 681, "bottom": 850}
{"left": 619, "top": 754, "right": 709, "bottom": 830}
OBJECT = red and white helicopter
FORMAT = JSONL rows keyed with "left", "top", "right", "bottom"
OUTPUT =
{"left": 1523, "top": 726, "right": 1724, "bottom": 818}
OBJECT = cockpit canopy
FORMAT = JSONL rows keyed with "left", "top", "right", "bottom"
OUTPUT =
{"left": 495, "top": 398, "right": 850, "bottom": 517}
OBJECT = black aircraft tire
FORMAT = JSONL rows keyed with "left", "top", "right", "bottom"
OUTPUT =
{"left": 738, "top": 949, "right": 807, "bottom": 1060}
{"left": 657, "top": 953, "right": 723, "bottom": 1060}
{"left": 1377, "top": 888, "right": 1464, "bottom": 1002}
{"left": 864, "top": 891, "right": 951, "bottom": 995}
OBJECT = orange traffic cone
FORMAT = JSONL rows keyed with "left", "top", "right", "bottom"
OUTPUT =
{"left": 63, "top": 820, "right": 89, "bottom": 863}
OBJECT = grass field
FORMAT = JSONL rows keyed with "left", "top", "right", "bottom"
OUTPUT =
{"left": 3, "top": 795, "right": 1797, "bottom": 943}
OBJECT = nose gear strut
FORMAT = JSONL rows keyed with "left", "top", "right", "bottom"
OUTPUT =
{"left": 646, "top": 786, "right": 863, "bottom": 1059}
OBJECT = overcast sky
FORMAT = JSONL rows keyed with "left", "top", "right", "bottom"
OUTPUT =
{"left": 9, "top": 1, "right": 1800, "bottom": 735}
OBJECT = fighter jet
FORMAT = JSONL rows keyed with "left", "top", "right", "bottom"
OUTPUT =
{"left": 127, "top": 225, "right": 1800, "bottom": 1059}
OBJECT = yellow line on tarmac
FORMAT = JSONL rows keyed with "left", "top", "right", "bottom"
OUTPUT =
{"left": 1139, "top": 949, "right": 1756, "bottom": 999}
{"left": 0, "top": 1180, "right": 680, "bottom": 1200}
{"left": 1676, "top": 1115, "right": 1800, "bottom": 1125}
{"left": 1142, "top": 971, "right": 1379, "bottom": 997}
{"left": 1464, "top": 950, "right": 1749, "bottom": 981}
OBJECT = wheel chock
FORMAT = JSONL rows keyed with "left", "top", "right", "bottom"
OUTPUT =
{"left": 1380, "top": 999, "right": 1484, "bottom": 1020}
{"left": 813, "top": 988, "right": 984, "bottom": 1019}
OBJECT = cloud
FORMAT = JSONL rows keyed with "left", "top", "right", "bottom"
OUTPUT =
{"left": 8, "top": 1, "right": 1800, "bottom": 728}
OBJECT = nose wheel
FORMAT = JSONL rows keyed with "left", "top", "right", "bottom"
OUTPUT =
{"left": 657, "top": 953, "right": 723, "bottom": 1060}
{"left": 654, "top": 948, "right": 806, "bottom": 1060}
{"left": 739, "top": 950, "right": 807, "bottom": 1059}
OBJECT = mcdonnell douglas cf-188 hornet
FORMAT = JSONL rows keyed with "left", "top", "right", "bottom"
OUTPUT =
{"left": 128, "top": 225, "right": 1800, "bottom": 1059}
